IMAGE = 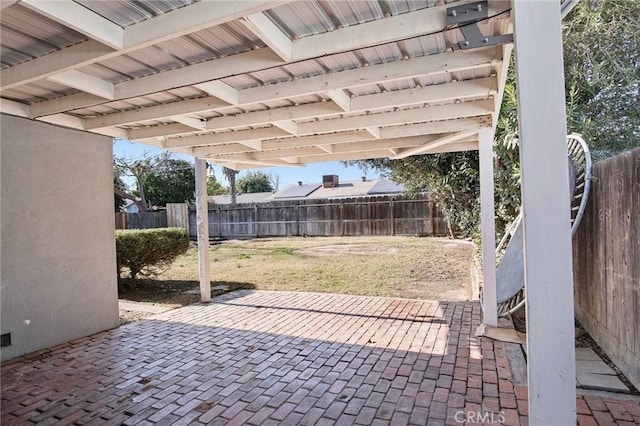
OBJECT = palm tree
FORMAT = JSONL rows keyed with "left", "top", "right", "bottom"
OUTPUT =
{"left": 222, "top": 166, "right": 239, "bottom": 205}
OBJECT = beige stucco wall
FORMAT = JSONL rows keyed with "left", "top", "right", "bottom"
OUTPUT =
{"left": 1, "top": 114, "right": 119, "bottom": 361}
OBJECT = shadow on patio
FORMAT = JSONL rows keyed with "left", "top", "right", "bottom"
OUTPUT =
{"left": 2, "top": 291, "right": 637, "bottom": 425}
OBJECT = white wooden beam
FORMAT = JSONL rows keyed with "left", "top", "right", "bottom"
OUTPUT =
{"left": 36, "top": 113, "right": 85, "bottom": 130}
{"left": 350, "top": 77, "right": 498, "bottom": 112}
{"left": 117, "top": 49, "right": 282, "bottom": 100}
{"left": 170, "top": 116, "right": 207, "bottom": 131}
{"left": 194, "top": 81, "right": 241, "bottom": 105}
{"left": 317, "top": 144, "right": 334, "bottom": 153}
{"left": 47, "top": 70, "right": 115, "bottom": 100}
{"left": 130, "top": 124, "right": 196, "bottom": 141}
{"left": 240, "top": 12, "right": 292, "bottom": 61}
{"left": 1, "top": 41, "right": 116, "bottom": 90}
{"left": 365, "top": 127, "right": 381, "bottom": 139}
{"left": 123, "top": 1, "right": 286, "bottom": 49}
{"left": 273, "top": 120, "right": 298, "bottom": 135}
{"left": 165, "top": 127, "right": 289, "bottom": 149}
{"left": 391, "top": 131, "right": 475, "bottom": 159}
{"left": 85, "top": 96, "right": 230, "bottom": 129}
{"left": 206, "top": 102, "right": 342, "bottom": 131}
{"left": 29, "top": 93, "right": 108, "bottom": 118}
{"left": 194, "top": 159, "right": 211, "bottom": 302}
{"left": 212, "top": 158, "right": 303, "bottom": 168}
{"left": 0, "top": 1, "right": 19, "bottom": 10}
{"left": 20, "top": 0, "right": 124, "bottom": 49}
{"left": 514, "top": 1, "right": 576, "bottom": 424}
{"left": 380, "top": 116, "right": 491, "bottom": 138}
{"left": 0, "top": 98, "right": 29, "bottom": 117}
{"left": 237, "top": 140, "right": 263, "bottom": 151}
{"left": 479, "top": 128, "right": 497, "bottom": 325}
{"left": 296, "top": 101, "right": 492, "bottom": 134}
{"left": 290, "top": 0, "right": 484, "bottom": 60}
{"left": 240, "top": 48, "right": 499, "bottom": 104}
{"left": 1, "top": 2, "right": 286, "bottom": 90}
{"left": 492, "top": 44, "right": 514, "bottom": 129}
{"left": 326, "top": 89, "right": 352, "bottom": 112}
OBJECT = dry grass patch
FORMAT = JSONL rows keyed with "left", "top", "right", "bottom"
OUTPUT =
{"left": 160, "top": 236, "right": 473, "bottom": 301}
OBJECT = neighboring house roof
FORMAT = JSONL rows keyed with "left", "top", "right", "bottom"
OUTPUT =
{"left": 209, "top": 180, "right": 405, "bottom": 205}
{"left": 208, "top": 192, "right": 273, "bottom": 205}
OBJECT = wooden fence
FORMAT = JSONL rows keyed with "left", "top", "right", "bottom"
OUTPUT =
{"left": 187, "top": 195, "right": 446, "bottom": 239}
{"left": 115, "top": 211, "right": 167, "bottom": 230}
{"left": 572, "top": 147, "right": 640, "bottom": 388}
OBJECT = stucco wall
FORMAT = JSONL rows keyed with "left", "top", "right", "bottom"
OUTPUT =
{"left": 1, "top": 114, "right": 119, "bottom": 361}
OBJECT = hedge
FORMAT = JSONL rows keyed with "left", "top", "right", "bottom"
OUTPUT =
{"left": 116, "top": 228, "right": 189, "bottom": 279}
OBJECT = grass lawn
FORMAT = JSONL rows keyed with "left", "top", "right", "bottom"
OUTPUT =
{"left": 119, "top": 236, "right": 474, "bottom": 310}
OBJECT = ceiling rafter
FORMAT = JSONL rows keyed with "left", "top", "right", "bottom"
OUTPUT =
{"left": 240, "top": 12, "right": 292, "bottom": 61}
{"left": 20, "top": 0, "right": 125, "bottom": 49}
{"left": 0, "top": 1, "right": 288, "bottom": 90}
{"left": 391, "top": 131, "right": 478, "bottom": 159}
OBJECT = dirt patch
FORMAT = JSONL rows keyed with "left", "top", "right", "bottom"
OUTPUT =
{"left": 296, "top": 244, "right": 402, "bottom": 256}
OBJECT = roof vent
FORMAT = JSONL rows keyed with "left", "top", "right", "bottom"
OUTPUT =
{"left": 323, "top": 175, "right": 339, "bottom": 188}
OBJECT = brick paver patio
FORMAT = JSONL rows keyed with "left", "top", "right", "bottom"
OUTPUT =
{"left": 2, "top": 291, "right": 638, "bottom": 425}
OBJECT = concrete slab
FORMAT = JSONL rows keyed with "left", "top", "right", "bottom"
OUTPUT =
{"left": 577, "top": 373, "right": 630, "bottom": 393}
{"left": 576, "top": 347, "right": 603, "bottom": 361}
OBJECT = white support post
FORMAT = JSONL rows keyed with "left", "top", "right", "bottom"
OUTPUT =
{"left": 195, "top": 159, "right": 211, "bottom": 303}
{"left": 479, "top": 128, "right": 497, "bottom": 326}
{"left": 513, "top": 2, "right": 576, "bottom": 425}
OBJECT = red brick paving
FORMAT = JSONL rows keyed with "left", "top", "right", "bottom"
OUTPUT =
{"left": 1, "top": 290, "right": 638, "bottom": 425}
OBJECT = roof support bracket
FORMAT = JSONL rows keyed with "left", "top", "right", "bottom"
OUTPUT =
{"left": 448, "top": 1, "right": 513, "bottom": 51}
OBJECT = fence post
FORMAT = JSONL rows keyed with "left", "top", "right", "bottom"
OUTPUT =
{"left": 296, "top": 204, "right": 300, "bottom": 236}
{"left": 217, "top": 207, "right": 222, "bottom": 239}
{"left": 429, "top": 198, "right": 435, "bottom": 235}
{"left": 390, "top": 199, "right": 395, "bottom": 236}
{"left": 339, "top": 203, "right": 344, "bottom": 236}
{"left": 254, "top": 204, "right": 259, "bottom": 237}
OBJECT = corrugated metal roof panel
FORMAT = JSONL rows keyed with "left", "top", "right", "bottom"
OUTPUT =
{"left": 0, "top": 5, "right": 87, "bottom": 68}
{"left": 265, "top": 1, "right": 335, "bottom": 38}
{"left": 75, "top": 0, "right": 196, "bottom": 27}
{"left": 384, "top": 0, "right": 437, "bottom": 15}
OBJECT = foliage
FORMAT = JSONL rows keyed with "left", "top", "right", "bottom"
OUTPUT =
{"left": 238, "top": 170, "right": 274, "bottom": 193}
{"left": 114, "top": 155, "right": 153, "bottom": 212}
{"left": 562, "top": 0, "right": 640, "bottom": 158}
{"left": 142, "top": 153, "right": 195, "bottom": 207}
{"left": 222, "top": 167, "right": 239, "bottom": 204}
{"left": 116, "top": 228, "right": 189, "bottom": 281}
{"left": 207, "top": 173, "right": 229, "bottom": 196}
{"left": 114, "top": 167, "right": 127, "bottom": 212}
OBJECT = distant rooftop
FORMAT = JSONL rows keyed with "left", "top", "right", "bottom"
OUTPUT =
{"left": 209, "top": 178, "right": 405, "bottom": 205}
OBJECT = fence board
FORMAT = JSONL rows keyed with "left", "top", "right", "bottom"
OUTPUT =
{"left": 127, "top": 212, "right": 167, "bottom": 229}
{"left": 573, "top": 147, "right": 640, "bottom": 389}
{"left": 166, "top": 203, "right": 189, "bottom": 230}
{"left": 188, "top": 194, "right": 446, "bottom": 239}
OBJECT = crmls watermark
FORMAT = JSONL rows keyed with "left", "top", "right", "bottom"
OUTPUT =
{"left": 454, "top": 410, "right": 506, "bottom": 424}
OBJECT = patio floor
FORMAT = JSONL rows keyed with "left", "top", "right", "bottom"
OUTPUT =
{"left": 2, "top": 291, "right": 638, "bottom": 425}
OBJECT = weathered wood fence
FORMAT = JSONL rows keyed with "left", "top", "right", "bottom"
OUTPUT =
{"left": 188, "top": 195, "right": 446, "bottom": 239}
{"left": 573, "top": 147, "right": 640, "bottom": 388}
{"left": 114, "top": 211, "right": 167, "bottom": 230}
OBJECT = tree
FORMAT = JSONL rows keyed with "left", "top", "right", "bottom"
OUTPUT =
{"left": 222, "top": 167, "right": 239, "bottom": 204}
{"left": 114, "top": 155, "right": 153, "bottom": 212}
{"left": 114, "top": 167, "right": 127, "bottom": 212}
{"left": 207, "top": 172, "right": 229, "bottom": 196}
{"left": 562, "top": 0, "right": 640, "bottom": 158}
{"left": 142, "top": 153, "right": 195, "bottom": 207}
{"left": 238, "top": 170, "right": 274, "bottom": 193}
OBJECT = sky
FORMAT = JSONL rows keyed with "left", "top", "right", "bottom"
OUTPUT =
{"left": 113, "top": 139, "right": 380, "bottom": 191}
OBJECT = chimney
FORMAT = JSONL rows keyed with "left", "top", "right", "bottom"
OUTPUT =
{"left": 361, "top": 176, "right": 367, "bottom": 182}
{"left": 298, "top": 181, "right": 303, "bottom": 186}
{"left": 322, "top": 174, "right": 339, "bottom": 188}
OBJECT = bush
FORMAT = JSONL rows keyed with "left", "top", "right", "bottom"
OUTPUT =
{"left": 116, "top": 228, "right": 189, "bottom": 280}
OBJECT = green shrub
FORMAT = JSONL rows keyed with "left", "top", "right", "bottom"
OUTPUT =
{"left": 116, "top": 228, "right": 189, "bottom": 280}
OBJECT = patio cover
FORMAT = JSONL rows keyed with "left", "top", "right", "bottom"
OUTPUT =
{"left": 0, "top": 1, "right": 577, "bottom": 424}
